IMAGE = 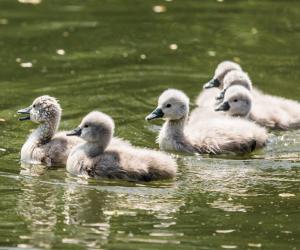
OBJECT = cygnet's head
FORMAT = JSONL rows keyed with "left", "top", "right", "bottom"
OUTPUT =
{"left": 215, "top": 85, "right": 252, "bottom": 117}
{"left": 67, "top": 111, "right": 114, "bottom": 148}
{"left": 215, "top": 70, "right": 252, "bottom": 101}
{"left": 146, "top": 89, "right": 189, "bottom": 121}
{"left": 17, "top": 95, "right": 62, "bottom": 124}
{"left": 203, "top": 61, "right": 242, "bottom": 89}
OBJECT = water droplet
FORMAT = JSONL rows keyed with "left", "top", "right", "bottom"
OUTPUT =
{"left": 62, "top": 31, "right": 69, "bottom": 37}
{"left": 153, "top": 5, "right": 167, "bottom": 13}
{"left": 0, "top": 18, "right": 8, "bottom": 25}
{"left": 216, "top": 229, "right": 235, "bottom": 234}
{"left": 279, "top": 193, "right": 295, "bottom": 198}
{"left": 140, "top": 54, "right": 147, "bottom": 60}
{"left": 233, "top": 57, "right": 241, "bottom": 63}
{"left": 0, "top": 118, "right": 6, "bottom": 122}
{"left": 221, "top": 245, "right": 237, "bottom": 249}
{"left": 16, "top": 58, "right": 22, "bottom": 63}
{"left": 251, "top": 28, "right": 258, "bottom": 35}
{"left": 20, "top": 62, "right": 33, "bottom": 68}
{"left": 169, "top": 44, "right": 178, "bottom": 50}
{"left": 56, "top": 49, "right": 65, "bottom": 55}
{"left": 208, "top": 51, "right": 216, "bottom": 57}
{"left": 248, "top": 243, "right": 262, "bottom": 248}
{"left": 18, "top": 0, "right": 42, "bottom": 4}
{"left": 0, "top": 148, "right": 6, "bottom": 152}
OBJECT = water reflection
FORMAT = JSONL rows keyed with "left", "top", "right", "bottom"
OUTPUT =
{"left": 1, "top": 0, "right": 300, "bottom": 248}
{"left": 16, "top": 171, "right": 184, "bottom": 249}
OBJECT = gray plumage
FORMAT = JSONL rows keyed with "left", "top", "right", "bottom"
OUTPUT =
{"left": 18, "top": 96, "right": 83, "bottom": 166}
{"left": 146, "top": 89, "right": 268, "bottom": 154}
{"left": 215, "top": 85, "right": 252, "bottom": 118}
{"left": 216, "top": 68, "right": 300, "bottom": 130}
{"left": 67, "top": 111, "right": 177, "bottom": 181}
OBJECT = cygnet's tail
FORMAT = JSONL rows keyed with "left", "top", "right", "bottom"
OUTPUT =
{"left": 289, "top": 120, "right": 300, "bottom": 129}
{"left": 145, "top": 151, "right": 177, "bottom": 181}
{"left": 215, "top": 119, "right": 268, "bottom": 153}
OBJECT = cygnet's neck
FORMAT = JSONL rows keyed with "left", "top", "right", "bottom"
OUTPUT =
{"left": 159, "top": 115, "right": 187, "bottom": 150}
{"left": 31, "top": 117, "right": 60, "bottom": 145}
{"left": 166, "top": 117, "right": 186, "bottom": 135}
{"left": 231, "top": 111, "right": 250, "bottom": 119}
{"left": 84, "top": 136, "right": 111, "bottom": 157}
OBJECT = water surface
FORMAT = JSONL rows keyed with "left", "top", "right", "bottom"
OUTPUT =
{"left": 0, "top": 0, "right": 299, "bottom": 249}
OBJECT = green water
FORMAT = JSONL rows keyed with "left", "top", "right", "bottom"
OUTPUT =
{"left": 0, "top": 0, "right": 299, "bottom": 249}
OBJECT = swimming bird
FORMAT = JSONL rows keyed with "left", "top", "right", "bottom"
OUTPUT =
{"left": 203, "top": 61, "right": 242, "bottom": 89}
{"left": 215, "top": 85, "right": 291, "bottom": 130}
{"left": 146, "top": 89, "right": 267, "bottom": 154}
{"left": 66, "top": 111, "right": 177, "bottom": 181}
{"left": 196, "top": 61, "right": 243, "bottom": 107}
{"left": 215, "top": 85, "right": 252, "bottom": 117}
{"left": 215, "top": 70, "right": 252, "bottom": 101}
{"left": 215, "top": 68, "right": 300, "bottom": 130}
{"left": 200, "top": 61, "right": 300, "bottom": 130}
{"left": 18, "top": 96, "right": 131, "bottom": 166}
{"left": 18, "top": 95, "right": 83, "bottom": 166}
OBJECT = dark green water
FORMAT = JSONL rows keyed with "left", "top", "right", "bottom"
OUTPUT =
{"left": 0, "top": 0, "right": 299, "bottom": 249}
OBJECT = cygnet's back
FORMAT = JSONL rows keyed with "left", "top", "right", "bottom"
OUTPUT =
{"left": 187, "top": 113, "right": 267, "bottom": 153}
{"left": 67, "top": 111, "right": 176, "bottom": 181}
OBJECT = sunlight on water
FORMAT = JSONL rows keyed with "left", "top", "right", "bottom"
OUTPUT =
{"left": 0, "top": 0, "right": 299, "bottom": 249}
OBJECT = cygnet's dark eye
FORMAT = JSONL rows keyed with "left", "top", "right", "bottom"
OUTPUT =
{"left": 33, "top": 104, "right": 36, "bottom": 108}
{"left": 84, "top": 125, "right": 89, "bottom": 128}
{"left": 166, "top": 104, "right": 172, "bottom": 108}
{"left": 233, "top": 99, "right": 238, "bottom": 102}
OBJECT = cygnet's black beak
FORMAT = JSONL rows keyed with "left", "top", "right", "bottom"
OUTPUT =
{"left": 203, "top": 78, "right": 221, "bottom": 89}
{"left": 215, "top": 101, "right": 230, "bottom": 112}
{"left": 215, "top": 90, "right": 226, "bottom": 100}
{"left": 67, "top": 127, "right": 82, "bottom": 136}
{"left": 17, "top": 107, "right": 31, "bottom": 121}
{"left": 145, "top": 108, "right": 164, "bottom": 121}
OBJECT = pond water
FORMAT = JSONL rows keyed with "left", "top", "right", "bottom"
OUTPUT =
{"left": 0, "top": 0, "right": 299, "bottom": 249}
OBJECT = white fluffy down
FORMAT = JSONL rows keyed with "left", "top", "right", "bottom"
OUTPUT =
{"left": 67, "top": 111, "right": 177, "bottom": 181}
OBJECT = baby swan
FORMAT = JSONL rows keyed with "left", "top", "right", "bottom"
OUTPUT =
{"left": 18, "top": 95, "right": 83, "bottom": 166}
{"left": 215, "top": 83, "right": 290, "bottom": 130}
{"left": 215, "top": 85, "right": 252, "bottom": 117}
{"left": 216, "top": 70, "right": 252, "bottom": 101}
{"left": 196, "top": 61, "right": 243, "bottom": 107}
{"left": 217, "top": 70, "right": 298, "bottom": 130}
{"left": 66, "top": 111, "right": 177, "bottom": 181}
{"left": 146, "top": 89, "right": 267, "bottom": 154}
{"left": 203, "top": 61, "right": 242, "bottom": 89}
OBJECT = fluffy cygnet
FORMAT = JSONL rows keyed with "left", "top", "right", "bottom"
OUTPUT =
{"left": 18, "top": 96, "right": 83, "bottom": 166}
{"left": 67, "top": 111, "right": 177, "bottom": 181}
{"left": 199, "top": 61, "right": 300, "bottom": 130}
{"left": 203, "top": 61, "right": 242, "bottom": 89}
{"left": 146, "top": 89, "right": 268, "bottom": 154}
{"left": 216, "top": 70, "right": 252, "bottom": 101}
{"left": 215, "top": 85, "right": 252, "bottom": 117}
{"left": 196, "top": 61, "right": 243, "bottom": 107}
{"left": 215, "top": 87, "right": 290, "bottom": 130}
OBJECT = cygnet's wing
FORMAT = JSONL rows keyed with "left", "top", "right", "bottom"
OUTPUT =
{"left": 186, "top": 116, "right": 268, "bottom": 154}
{"left": 43, "top": 131, "right": 83, "bottom": 166}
